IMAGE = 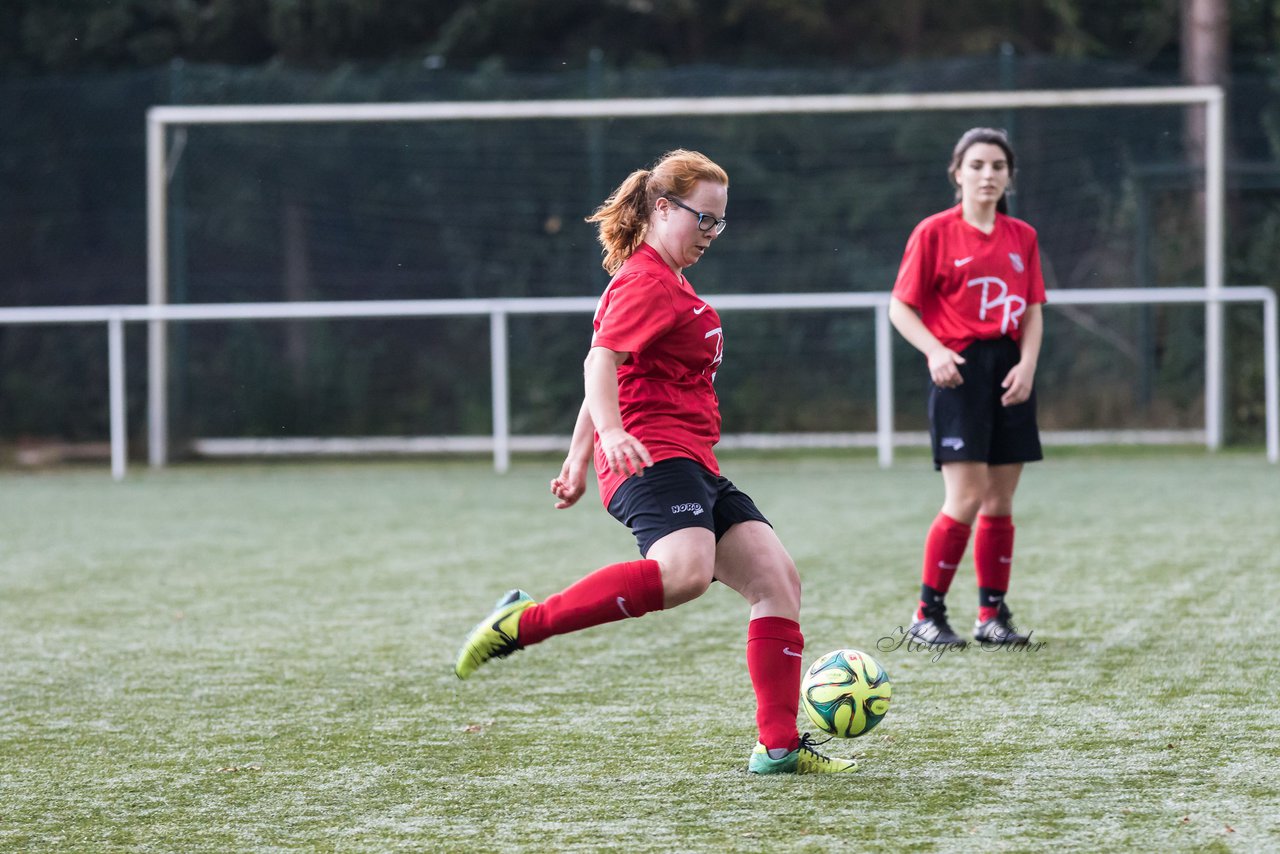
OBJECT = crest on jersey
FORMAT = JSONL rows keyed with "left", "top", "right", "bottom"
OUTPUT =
{"left": 1008, "top": 252, "right": 1025, "bottom": 273}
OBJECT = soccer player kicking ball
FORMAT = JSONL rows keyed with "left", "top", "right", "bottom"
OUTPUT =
{"left": 455, "top": 149, "right": 855, "bottom": 774}
{"left": 889, "top": 127, "right": 1045, "bottom": 648}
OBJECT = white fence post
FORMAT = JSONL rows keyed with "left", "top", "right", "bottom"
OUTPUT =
{"left": 108, "top": 315, "right": 127, "bottom": 481}
{"left": 875, "top": 300, "right": 894, "bottom": 468}
{"left": 1264, "top": 291, "right": 1279, "bottom": 464}
{"left": 491, "top": 307, "right": 510, "bottom": 473}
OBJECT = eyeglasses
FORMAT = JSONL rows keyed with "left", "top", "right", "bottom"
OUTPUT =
{"left": 664, "top": 197, "right": 727, "bottom": 235}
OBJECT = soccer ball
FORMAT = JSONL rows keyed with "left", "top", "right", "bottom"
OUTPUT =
{"left": 800, "top": 649, "right": 892, "bottom": 738}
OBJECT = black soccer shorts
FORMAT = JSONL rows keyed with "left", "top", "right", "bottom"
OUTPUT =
{"left": 927, "top": 336, "right": 1043, "bottom": 470}
{"left": 606, "top": 456, "right": 771, "bottom": 556}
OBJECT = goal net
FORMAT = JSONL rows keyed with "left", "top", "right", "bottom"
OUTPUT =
{"left": 147, "top": 88, "right": 1233, "bottom": 462}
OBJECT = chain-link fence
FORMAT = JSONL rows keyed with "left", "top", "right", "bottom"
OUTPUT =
{"left": 2, "top": 56, "right": 1277, "bottom": 451}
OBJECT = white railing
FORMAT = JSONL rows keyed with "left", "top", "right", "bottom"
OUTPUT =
{"left": 0, "top": 287, "right": 1275, "bottom": 480}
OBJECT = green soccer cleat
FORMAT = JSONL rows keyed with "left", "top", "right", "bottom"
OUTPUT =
{"left": 747, "top": 733, "right": 858, "bottom": 775}
{"left": 453, "top": 589, "right": 536, "bottom": 679}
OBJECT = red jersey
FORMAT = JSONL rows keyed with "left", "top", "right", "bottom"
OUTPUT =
{"left": 590, "top": 243, "right": 724, "bottom": 507}
{"left": 892, "top": 205, "right": 1047, "bottom": 353}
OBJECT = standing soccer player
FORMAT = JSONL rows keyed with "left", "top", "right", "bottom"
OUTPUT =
{"left": 889, "top": 127, "right": 1046, "bottom": 647}
{"left": 454, "top": 149, "right": 856, "bottom": 774}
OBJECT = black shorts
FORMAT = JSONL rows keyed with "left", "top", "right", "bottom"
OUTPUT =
{"left": 606, "top": 457, "right": 771, "bottom": 556}
{"left": 928, "top": 337, "right": 1043, "bottom": 470}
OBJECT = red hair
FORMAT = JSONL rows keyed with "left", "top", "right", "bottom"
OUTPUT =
{"left": 586, "top": 149, "right": 729, "bottom": 274}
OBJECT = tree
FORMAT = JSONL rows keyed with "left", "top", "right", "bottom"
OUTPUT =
{"left": 1181, "top": 0, "right": 1231, "bottom": 163}
{"left": 0, "top": 0, "right": 1274, "bottom": 76}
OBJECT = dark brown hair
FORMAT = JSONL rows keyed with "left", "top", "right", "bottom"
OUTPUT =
{"left": 948, "top": 127, "right": 1016, "bottom": 214}
{"left": 586, "top": 149, "right": 729, "bottom": 274}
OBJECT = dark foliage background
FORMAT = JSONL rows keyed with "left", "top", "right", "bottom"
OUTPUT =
{"left": 1, "top": 2, "right": 1276, "bottom": 449}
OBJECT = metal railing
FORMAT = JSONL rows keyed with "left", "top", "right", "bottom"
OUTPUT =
{"left": 0, "top": 286, "right": 1275, "bottom": 479}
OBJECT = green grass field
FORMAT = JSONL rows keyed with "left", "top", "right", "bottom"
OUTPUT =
{"left": 2, "top": 451, "right": 1277, "bottom": 852}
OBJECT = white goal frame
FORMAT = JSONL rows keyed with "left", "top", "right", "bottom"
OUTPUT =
{"left": 145, "top": 86, "right": 1228, "bottom": 467}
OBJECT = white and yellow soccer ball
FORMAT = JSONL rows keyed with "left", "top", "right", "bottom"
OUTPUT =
{"left": 800, "top": 649, "right": 892, "bottom": 738}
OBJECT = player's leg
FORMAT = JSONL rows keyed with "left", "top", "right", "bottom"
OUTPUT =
{"left": 972, "top": 337, "right": 1042, "bottom": 644}
{"left": 525, "top": 526, "right": 708, "bottom": 640}
{"left": 973, "top": 463, "right": 1031, "bottom": 644}
{"left": 453, "top": 529, "right": 708, "bottom": 680}
{"left": 940, "top": 460, "right": 987, "bottom": 524}
{"left": 454, "top": 459, "right": 714, "bottom": 679}
{"left": 912, "top": 342, "right": 996, "bottom": 645}
{"left": 712, "top": 519, "right": 800, "bottom": 621}
{"left": 909, "top": 461, "right": 987, "bottom": 645}
{"left": 715, "top": 521, "right": 803, "bottom": 755}
{"left": 715, "top": 518, "right": 855, "bottom": 774}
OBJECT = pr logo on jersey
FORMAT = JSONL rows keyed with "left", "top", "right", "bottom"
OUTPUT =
{"left": 1008, "top": 252, "right": 1025, "bottom": 273}
{"left": 966, "top": 276, "right": 1027, "bottom": 334}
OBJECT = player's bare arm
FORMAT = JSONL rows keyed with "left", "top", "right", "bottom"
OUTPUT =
{"left": 584, "top": 346, "right": 653, "bottom": 476}
{"left": 551, "top": 399, "right": 595, "bottom": 508}
{"left": 1001, "top": 303, "right": 1042, "bottom": 406}
{"left": 888, "top": 297, "right": 966, "bottom": 388}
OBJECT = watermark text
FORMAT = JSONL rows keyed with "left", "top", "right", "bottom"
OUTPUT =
{"left": 876, "top": 626, "right": 1047, "bottom": 662}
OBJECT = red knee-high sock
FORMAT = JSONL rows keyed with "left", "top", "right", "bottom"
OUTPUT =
{"left": 975, "top": 514, "right": 1015, "bottom": 622}
{"left": 747, "top": 616, "right": 804, "bottom": 753}
{"left": 917, "top": 512, "right": 972, "bottom": 618}
{"left": 517, "top": 559, "right": 664, "bottom": 647}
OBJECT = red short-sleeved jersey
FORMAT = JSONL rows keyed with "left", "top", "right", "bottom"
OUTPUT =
{"left": 590, "top": 243, "right": 724, "bottom": 507}
{"left": 892, "top": 205, "right": 1047, "bottom": 353}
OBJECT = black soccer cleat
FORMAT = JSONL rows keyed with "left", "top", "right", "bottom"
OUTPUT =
{"left": 973, "top": 602, "right": 1030, "bottom": 645}
{"left": 907, "top": 605, "right": 966, "bottom": 646}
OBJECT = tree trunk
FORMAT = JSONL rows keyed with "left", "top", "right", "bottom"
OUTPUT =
{"left": 1181, "top": 0, "right": 1229, "bottom": 165}
{"left": 1180, "top": 0, "right": 1229, "bottom": 447}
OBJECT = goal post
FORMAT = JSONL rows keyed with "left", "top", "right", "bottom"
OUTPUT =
{"left": 145, "top": 86, "right": 1228, "bottom": 467}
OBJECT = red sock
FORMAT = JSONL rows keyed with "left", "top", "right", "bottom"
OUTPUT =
{"left": 975, "top": 515, "right": 1015, "bottom": 622}
{"left": 917, "top": 512, "right": 972, "bottom": 618}
{"left": 746, "top": 617, "right": 804, "bottom": 753}
{"left": 517, "top": 559, "right": 664, "bottom": 646}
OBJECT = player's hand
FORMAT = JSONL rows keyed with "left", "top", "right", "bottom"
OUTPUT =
{"left": 550, "top": 458, "right": 589, "bottom": 509}
{"left": 927, "top": 347, "right": 966, "bottom": 389}
{"left": 597, "top": 427, "right": 653, "bottom": 477}
{"left": 1000, "top": 361, "right": 1036, "bottom": 407}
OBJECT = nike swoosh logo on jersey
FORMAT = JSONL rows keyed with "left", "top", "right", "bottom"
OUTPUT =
{"left": 782, "top": 647, "right": 803, "bottom": 658}
{"left": 616, "top": 596, "right": 633, "bottom": 617}
{"left": 954, "top": 256, "right": 974, "bottom": 267}
{"left": 693, "top": 304, "right": 710, "bottom": 315}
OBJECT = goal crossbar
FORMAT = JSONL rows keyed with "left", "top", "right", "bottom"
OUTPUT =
{"left": 147, "top": 86, "right": 1223, "bottom": 125}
